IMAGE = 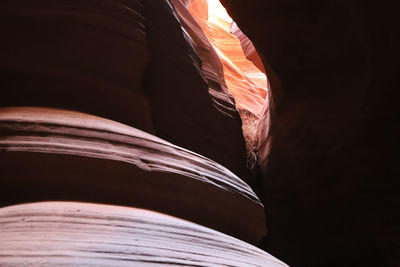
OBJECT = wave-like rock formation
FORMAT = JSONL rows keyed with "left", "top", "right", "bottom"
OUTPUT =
{"left": 0, "top": 202, "right": 287, "bottom": 266}
{"left": 0, "top": 107, "right": 265, "bottom": 244}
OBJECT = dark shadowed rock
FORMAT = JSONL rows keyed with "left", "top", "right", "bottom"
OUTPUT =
{"left": 0, "top": 0, "right": 154, "bottom": 132}
{"left": 220, "top": 0, "right": 400, "bottom": 266}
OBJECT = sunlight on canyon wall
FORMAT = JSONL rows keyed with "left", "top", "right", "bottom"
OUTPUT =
{"left": 187, "top": 0, "right": 268, "bottom": 118}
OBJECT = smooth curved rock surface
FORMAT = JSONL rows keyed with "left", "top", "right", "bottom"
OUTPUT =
{"left": 230, "top": 21, "right": 266, "bottom": 75}
{"left": 0, "top": 202, "right": 287, "bottom": 266}
{"left": 0, "top": 107, "right": 265, "bottom": 244}
{"left": 0, "top": 0, "right": 154, "bottom": 133}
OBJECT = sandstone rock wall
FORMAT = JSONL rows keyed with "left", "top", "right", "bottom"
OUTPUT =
{"left": 220, "top": 0, "right": 400, "bottom": 265}
{"left": 0, "top": 1, "right": 291, "bottom": 265}
{"left": 0, "top": 107, "right": 264, "bottom": 244}
{"left": 186, "top": 0, "right": 268, "bottom": 117}
{"left": 0, "top": 202, "right": 287, "bottom": 266}
{"left": 0, "top": 0, "right": 154, "bottom": 132}
{"left": 0, "top": 0, "right": 250, "bottom": 181}
{"left": 142, "top": 0, "right": 249, "bottom": 179}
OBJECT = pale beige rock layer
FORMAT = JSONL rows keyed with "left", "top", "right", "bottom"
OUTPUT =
{"left": 0, "top": 202, "right": 288, "bottom": 266}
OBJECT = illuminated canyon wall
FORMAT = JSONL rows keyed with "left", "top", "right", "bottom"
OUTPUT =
{"left": 186, "top": 0, "right": 268, "bottom": 117}
{"left": 171, "top": 0, "right": 270, "bottom": 164}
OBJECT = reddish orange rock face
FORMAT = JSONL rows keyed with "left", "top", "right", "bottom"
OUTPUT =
{"left": 187, "top": 0, "right": 268, "bottom": 117}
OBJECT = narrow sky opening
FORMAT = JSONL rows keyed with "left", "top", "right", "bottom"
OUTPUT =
{"left": 207, "top": 0, "right": 232, "bottom": 24}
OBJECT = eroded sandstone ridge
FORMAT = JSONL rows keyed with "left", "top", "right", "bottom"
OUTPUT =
{"left": 0, "top": 107, "right": 265, "bottom": 244}
{"left": 0, "top": 202, "right": 287, "bottom": 266}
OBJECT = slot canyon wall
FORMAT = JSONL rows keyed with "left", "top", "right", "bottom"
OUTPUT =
{"left": 219, "top": 0, "right": 400, "bottom": 266}
{"left": 0, "top": 0, "right": 284, "bottom": 266}
{"left": 0, "top": 0, "right": 250, "bottom": 181}
{"left": 0, "top": 0, "right": 398, "bottom": 266}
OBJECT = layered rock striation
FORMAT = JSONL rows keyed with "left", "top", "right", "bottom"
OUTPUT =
{"left": 0, "top": 107, "right": 265, "bottom": 244}
{"left": 0, "top": 202, "right": 287, "bottom": 266}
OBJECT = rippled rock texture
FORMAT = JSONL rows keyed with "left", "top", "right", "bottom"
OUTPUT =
{"left": 0, "top": 107, "right": 265, "bottom": 244}
{"left": 0, "top": 202, "right": 287, "bottom": 266}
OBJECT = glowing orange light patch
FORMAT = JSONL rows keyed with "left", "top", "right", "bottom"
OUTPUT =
{"left": 187, "top": 0, "right": 268, "bottom": 117}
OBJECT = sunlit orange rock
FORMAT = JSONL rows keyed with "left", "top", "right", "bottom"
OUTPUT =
{"left": 171, "top": 0, "right": 236, "bottom": 116}
{"left": 186, "top": 0, "right": 268, "bottom": 117}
